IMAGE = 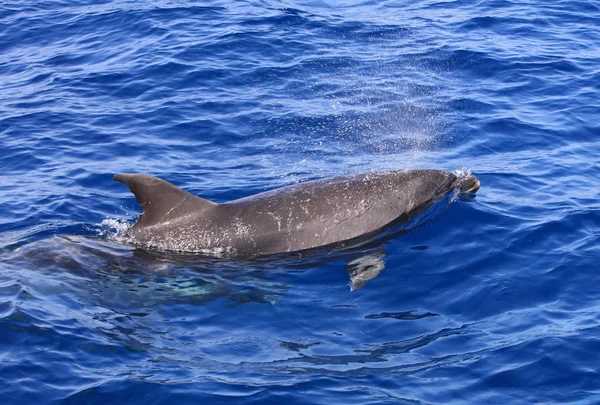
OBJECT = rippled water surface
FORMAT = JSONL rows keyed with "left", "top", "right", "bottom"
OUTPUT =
{"left": 1, "top": 0, "right": 600, "bottom": 403}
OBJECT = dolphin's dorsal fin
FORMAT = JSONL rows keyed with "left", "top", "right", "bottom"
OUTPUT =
{"left": 114, "top": 173, "right": 216, "bottom": 226}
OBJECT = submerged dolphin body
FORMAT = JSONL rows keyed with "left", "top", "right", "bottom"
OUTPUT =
{"left": 114, "top": 170, "right": 480, "bottom": 256}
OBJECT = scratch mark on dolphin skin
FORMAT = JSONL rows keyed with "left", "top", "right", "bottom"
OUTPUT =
{"left": 267, "top": 212, "right": 283, "bottom": 231}
{"left": 162, "top": 195, "right": 187, "bottom": 221}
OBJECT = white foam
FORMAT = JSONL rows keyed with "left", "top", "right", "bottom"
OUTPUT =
{"left": 453, "top": 167, "right": 472, "bottom": 178}
{"left": 97, "top": 218, "right": 132, "bottom": 240}
{"left": 450, "top": 167, "right": 475, "bottom": 202}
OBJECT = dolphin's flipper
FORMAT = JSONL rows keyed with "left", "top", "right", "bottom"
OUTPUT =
{"left": 114, "top": 174, "right": 216, "bottom": 227}
{"left": 346, "top": 250, "right": 386, "bottom": 291}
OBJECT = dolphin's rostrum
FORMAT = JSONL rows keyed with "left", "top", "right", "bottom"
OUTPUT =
{"left": 114, "top": 170, "right": 480, "bottom": 256}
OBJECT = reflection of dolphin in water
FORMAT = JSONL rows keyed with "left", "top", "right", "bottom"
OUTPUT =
{"left": 346, "top": 250, "right": 387, "bottom": 291}
{"left": 114, "top": 170, "right": 480, "bottom": 257}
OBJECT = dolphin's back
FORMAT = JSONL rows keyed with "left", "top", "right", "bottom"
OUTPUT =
{"left": 114, "top": 169, "right": 467, "bottom": 255}
{"left": 219, "top": 170, "right": 456, "bottom": 254}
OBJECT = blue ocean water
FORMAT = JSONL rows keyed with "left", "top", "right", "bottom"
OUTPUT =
{"left": 1, "top": 0, "right": 599, "bottom": 403}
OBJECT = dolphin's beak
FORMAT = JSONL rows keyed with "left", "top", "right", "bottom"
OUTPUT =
{"left": 463, "top": 178, "right": 480, "bottom": 193}
{"left": 454, "top": 174, "right": 480, "bottom": 194}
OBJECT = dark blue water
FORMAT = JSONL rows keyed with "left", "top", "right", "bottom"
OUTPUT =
{"left": 1, "top": 0, "right": 599, "bottom": 403}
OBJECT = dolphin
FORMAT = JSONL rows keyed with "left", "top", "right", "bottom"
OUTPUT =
{"left": 114, "top": 170, "right": 480, "bottom": 256}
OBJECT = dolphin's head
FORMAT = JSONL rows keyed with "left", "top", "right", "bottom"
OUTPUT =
{"left": 452, "top": 173, "right": 480, "bottom": 194}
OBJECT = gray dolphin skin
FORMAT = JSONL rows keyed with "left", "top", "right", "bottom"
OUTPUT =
{"left": 114, "top": 170, "right": 480, "bottom": 256}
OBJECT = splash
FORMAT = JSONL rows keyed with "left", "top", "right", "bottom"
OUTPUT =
{"left": 453, "top": 167, "right": 472, "bottom": 178}
{"left": 97, "top": 218, "right": 132, "bottom": 240}
{"left": 452, "top": 167, "right": 478, "bottom": 202}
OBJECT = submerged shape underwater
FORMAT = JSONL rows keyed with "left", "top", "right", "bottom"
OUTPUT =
{"left": 1, "top": 0, "right": 599, "bottom": 404}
